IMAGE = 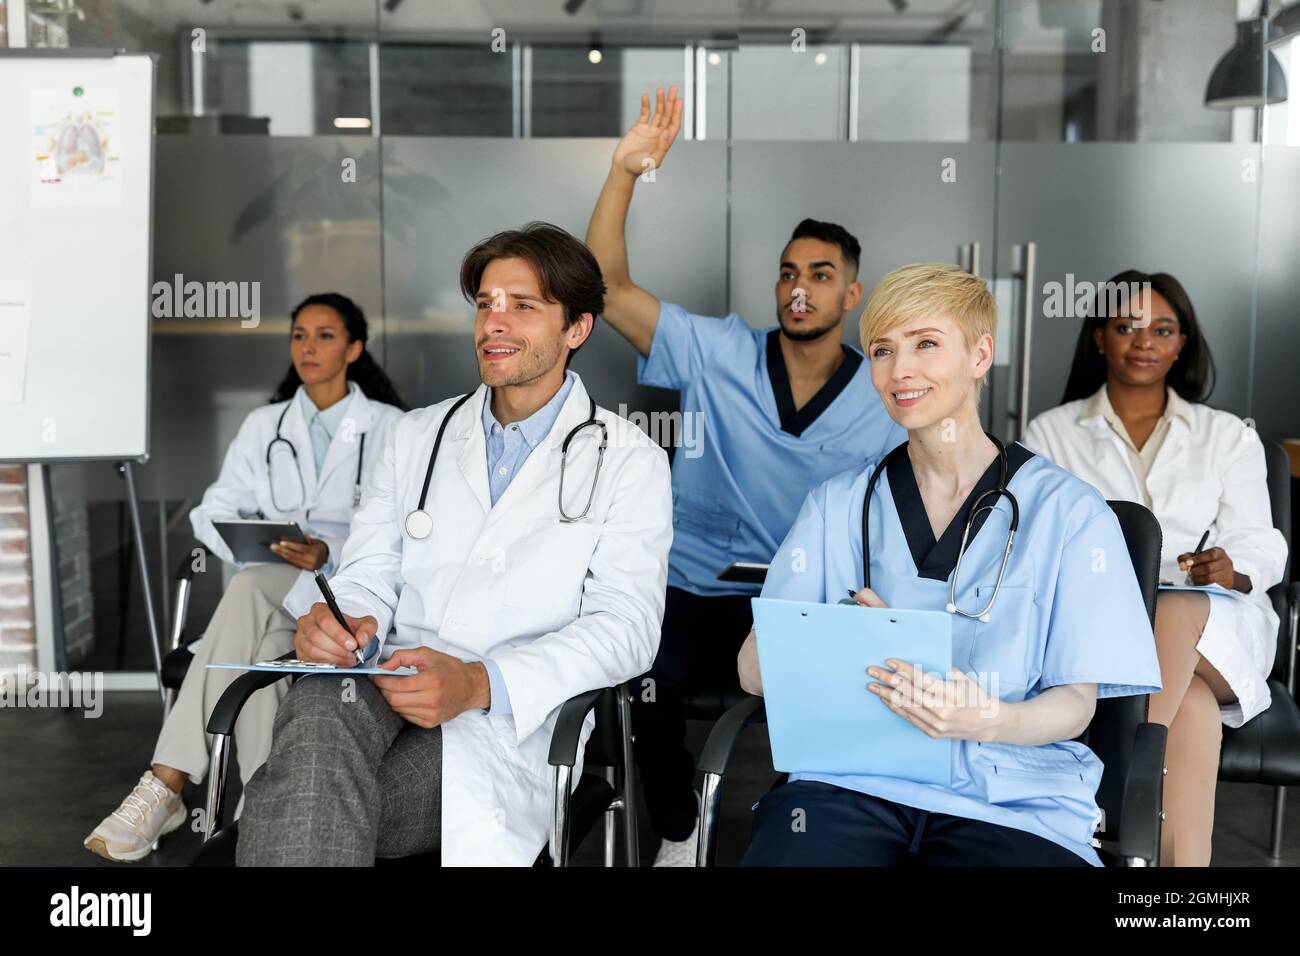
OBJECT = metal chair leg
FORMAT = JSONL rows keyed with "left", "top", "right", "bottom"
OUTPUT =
{"left": 550, "top": 765, "right": 573, "bottom": 867}
{"left": 618, "top": 685, "right": 639, "bottom": 867}
{"left": 1270, "top": 785, "right": 1287, "bottom": 859}
{"left": 203, "top": 734, "right": 230, "bottom": 842}
{"left": 697, "top": 771, "right": 723, "bottom": 867}
{"left": 603, "top": 767, "right": 617, "bottom": 867}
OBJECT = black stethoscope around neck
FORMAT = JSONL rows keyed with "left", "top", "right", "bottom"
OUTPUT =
{"left": 265, "top": 404, "right": 367, "bottom": 514}
{"left": 403, "top": 391, "right": 608, "bottom": 540}
{"left": 861, "top": 433, "right": 1020, "bottom": 623}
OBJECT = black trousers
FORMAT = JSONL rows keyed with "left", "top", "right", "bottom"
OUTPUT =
{"left": 742, "top": 780, "right": 1089, "bottom": 867}
{"left": 632, "top": 585, "right": 754, "bottom": 841}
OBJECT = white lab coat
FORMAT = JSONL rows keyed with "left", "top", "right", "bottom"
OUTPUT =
{"left": 327, "top": 373, "right": 672, "bottom": 865}
{"left": 189, "top": 382, "right": 404, "bottom": 612}
{"left": 1024, "top": 390, "right": 1288, "bottom": 727}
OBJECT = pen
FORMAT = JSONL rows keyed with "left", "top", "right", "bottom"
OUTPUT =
{"left": 838, "top": 588, "right": 860, "bottom": 606}
{"left": 314, "top": 571, "right": 366, "bottom": 665}
{"left": 1182, "top": 529, "right": 1211, "bottom": 583}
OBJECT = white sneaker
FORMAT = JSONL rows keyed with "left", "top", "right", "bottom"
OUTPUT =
{"left": 653, "top": 798, "right": 701, "bottom": 867}
{"left": 84, "top": 771, "right": 186, "bottom": 862}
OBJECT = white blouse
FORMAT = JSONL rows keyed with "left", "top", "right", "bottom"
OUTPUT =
{"left": 1024, "top": 385, "right": 1288, "bottom": 727}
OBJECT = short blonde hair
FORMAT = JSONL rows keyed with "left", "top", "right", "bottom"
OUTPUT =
{"left": 859, "top": 263, "right": 997, "bottom": 395}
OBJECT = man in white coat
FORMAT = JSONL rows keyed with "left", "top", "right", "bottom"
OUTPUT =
{"left": 236, "top": 223, "right": 673, "bottom": 866}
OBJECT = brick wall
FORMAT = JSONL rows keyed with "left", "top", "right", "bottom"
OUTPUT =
{"left": 0, "top": 466, "right": 35, "bottom": 672}
{"left": 50, "top": 467, "right": 94, "bottom": 665}
{"left": 0, "top": 466, "right": 98, "bottom": 673}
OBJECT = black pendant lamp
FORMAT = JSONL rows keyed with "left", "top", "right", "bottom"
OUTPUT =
{"left": 1205, "top": 5, "right": 1289, "bottom": 109}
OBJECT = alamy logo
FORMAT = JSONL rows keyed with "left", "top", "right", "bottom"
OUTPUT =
{"left": 616, "top": 404, "right": 704, "bottom": 459}
{"left": 150, "top": 273, "right": 261, "bottom": 328}
{"left": 49, "top": 886, "right": 151, "bottom": 936}
{"left": 1041, "top": 275, "right": 1152, "bottom": 325}
{"left": 0, "top": 671, "right": 102, "bottom": 718}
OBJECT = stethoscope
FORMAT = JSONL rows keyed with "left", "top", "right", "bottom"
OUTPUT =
{"left": 861, "top": 433, "right": 1019, "bottom": 623}
{"left": 404, "top": 392, "right": 608, "bottom": 540}
{"left": 265, "top": 405, "right": 367, "bottom": 514}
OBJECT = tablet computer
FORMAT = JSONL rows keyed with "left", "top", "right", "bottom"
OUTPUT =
{"left": 718, "top": 562, "right": 770, "bottom": 585}
{"left": 751, "top": 597, "right": 953, "bottom": 785}
{"left": 212, "top": 519, "right": 305, "bottom": 564}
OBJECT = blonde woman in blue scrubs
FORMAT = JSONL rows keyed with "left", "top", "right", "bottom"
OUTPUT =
{"left": 737, "top": 264, "right": 1163, "bottom": 866}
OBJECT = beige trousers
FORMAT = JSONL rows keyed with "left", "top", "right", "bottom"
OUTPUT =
{"left": 152, "top": 563, "right": 300, "bottom": 789}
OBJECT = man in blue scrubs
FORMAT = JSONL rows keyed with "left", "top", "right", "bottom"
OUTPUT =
{"left": 587, "top": 86, "right": 906, "bottom": 864}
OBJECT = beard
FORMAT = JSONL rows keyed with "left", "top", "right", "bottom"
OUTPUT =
{"left": 476, "top": 335, "right": 567, "bottom": 388}
{"left": 776, "top": 307, "right": 841, "bottom": 342}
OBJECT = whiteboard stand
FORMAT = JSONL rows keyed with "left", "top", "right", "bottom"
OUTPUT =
{"left": 119, "top": 461, "right": 166, "bottom": 710}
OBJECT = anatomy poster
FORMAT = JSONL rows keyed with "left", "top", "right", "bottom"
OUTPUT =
{"left": 30, "top": 86, "right": 122, "bottom": 206}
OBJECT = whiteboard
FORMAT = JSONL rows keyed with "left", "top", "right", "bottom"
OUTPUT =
{"left": 0, "top": 52, "right": 154, "bottom": 463}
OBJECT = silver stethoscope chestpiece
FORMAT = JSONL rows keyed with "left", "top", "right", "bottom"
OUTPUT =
{"left": 405, "top": 509, "right": 434, "bottom": 540}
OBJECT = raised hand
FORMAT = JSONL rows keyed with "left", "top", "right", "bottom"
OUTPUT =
{"left": 612, "top": 85, "right": 684, "bottom": 178}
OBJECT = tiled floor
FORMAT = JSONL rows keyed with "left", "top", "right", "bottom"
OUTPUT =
{"left": 0, "top": 692, "right": 1293, "bottom": 867}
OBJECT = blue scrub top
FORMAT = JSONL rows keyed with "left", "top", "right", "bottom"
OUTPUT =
{"left": 638, "top": 301, "right": 906, "bottom": 597}
{"left": 760, "top": 442, "right": 1163, "bottom": 865}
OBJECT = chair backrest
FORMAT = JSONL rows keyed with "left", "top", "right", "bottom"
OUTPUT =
{"left": 1263, "top": 438, "right": 1292, "bottom": 579}
{"left": 1261, "top": 438, "right": 1292, "bottom": 679}
{"left": 1089, "top": 500, "right": 1162, "bottom": 841}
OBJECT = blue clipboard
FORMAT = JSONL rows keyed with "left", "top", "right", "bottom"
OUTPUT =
{"left": 1158, "top": 582, "right": 1244, "bottom": 601}
{"left": 206, "top": 662, "right": 416, "bottom": 676}
{"left": 751, "top": 597, "right": 953, "bottom": 786}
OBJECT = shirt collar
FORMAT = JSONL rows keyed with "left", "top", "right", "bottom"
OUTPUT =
{"left": 1077, "top": 383, "right": 1192, "bottom": 429}
{"left": 297, "top": 381, "right": 356, "bottom": 433}
{"left": 482, "top": 371, "right": 576, "bottom": 449}
{"left": 1163, "top": 386, "right": 1194, "bottom": 427}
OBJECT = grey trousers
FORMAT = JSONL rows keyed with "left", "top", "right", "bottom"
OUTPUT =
{"left": 236, "top": 670, "right": 442, "bottom": 866}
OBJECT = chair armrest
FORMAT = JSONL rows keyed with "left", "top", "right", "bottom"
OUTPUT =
{"left": 176, "top": 544, "right": 207, "bottom": 581}
{"left": 1117, "top": 721, "right": 1167, "bottom": 865}
{"left": 698, "top": 694, "right": 767, "bottom": 777}
{"left": 547, "top": 688, "right": 604, "bottom": 768}
{"left": 204, "top": 651, "right": 296, "bottom": 736}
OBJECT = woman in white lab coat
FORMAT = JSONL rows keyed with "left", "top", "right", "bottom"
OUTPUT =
{"left": 1023, "top": 270, "right": 1287, "bottom": 866}
{"left": 85, "top": 292, "right": 406, "bottom": 862}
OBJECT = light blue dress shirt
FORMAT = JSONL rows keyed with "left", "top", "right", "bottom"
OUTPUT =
{"left": 479, "top": 372, "right": 576, "bottom": 716}
{"left": 296, "top": 385, "right": 353, "bottom": 475}
{"left": 638, "top": 301, "right": 906, "bottom": 597}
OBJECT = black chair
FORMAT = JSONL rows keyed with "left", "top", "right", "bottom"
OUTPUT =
{"left": 1217, "top": 438, "right": 1300, "bottom": 859}
{"left": 192, "top": 659, "right": 639, "bottom": 867}
{"left": 694, "top": 500, "right": 1169, "bottom": 867}
{"left": 160, "top": 545, "right": 210, "bottom": 715}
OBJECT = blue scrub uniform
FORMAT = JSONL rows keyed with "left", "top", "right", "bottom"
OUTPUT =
{"left": 638, "top": 301, "right": 906, "bottom": 597}
{"left": 749, "top": 442, "right": 1163, "bottom": 866}
{"left": 633, "top": 300, "right": 906, "bottom": 844}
